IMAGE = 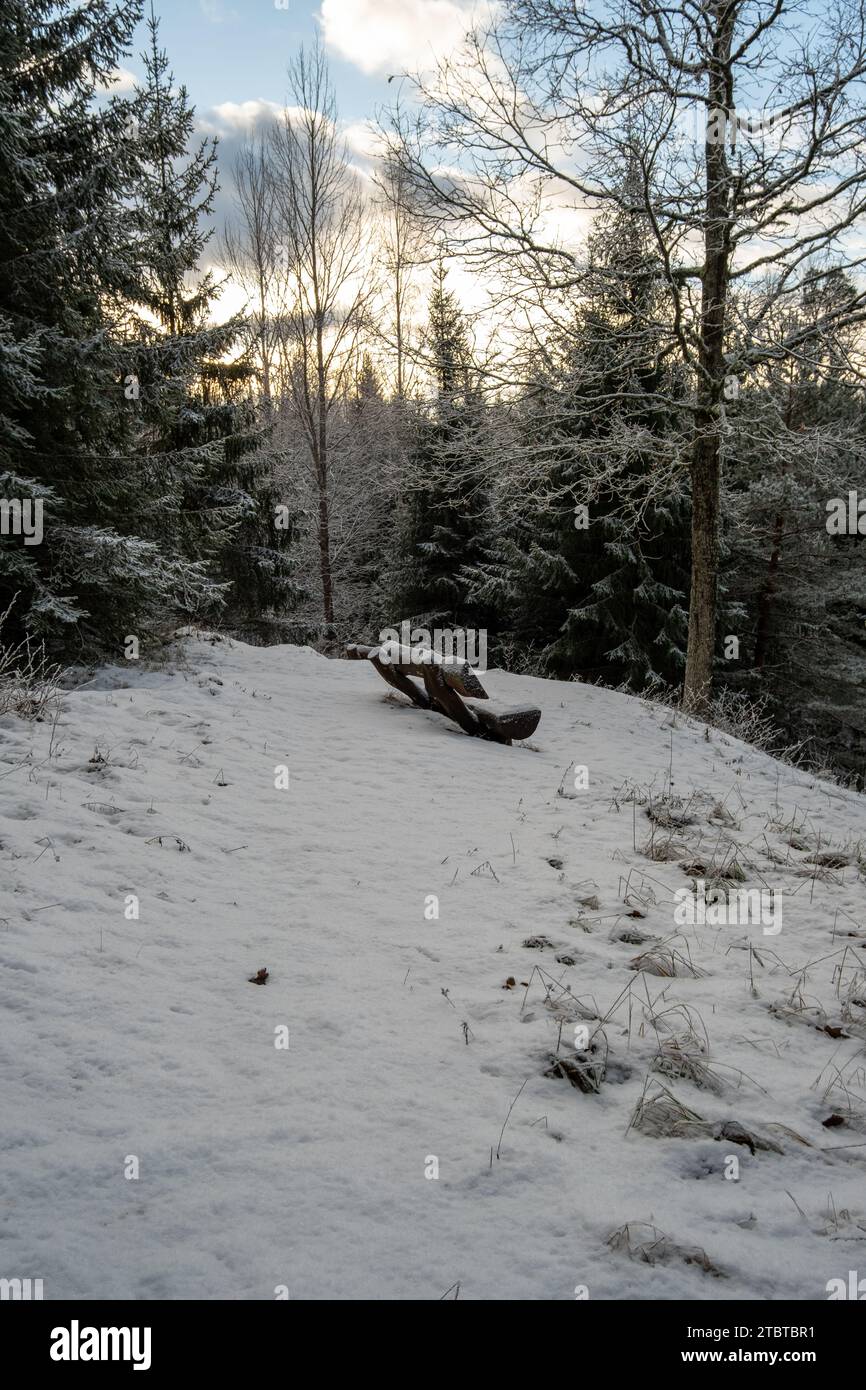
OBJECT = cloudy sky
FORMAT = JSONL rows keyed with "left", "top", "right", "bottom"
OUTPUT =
{"left": 125, "top": 0, "right": 485, "bottom": 130}
{"left": 113, "top": 1, "right": 495, "bottom": 317}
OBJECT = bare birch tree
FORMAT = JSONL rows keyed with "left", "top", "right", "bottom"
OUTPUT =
{"left": 372, "top": 148, "right": 428, "bottom": 400}
{"left": 384, "top": 0, "right": 866, "bottom": 711}
{"left": 270, "top": 44, "right": 373, "bottom": 628}
{"left": 222, "top": 132, "right": 282, "bottom": 403}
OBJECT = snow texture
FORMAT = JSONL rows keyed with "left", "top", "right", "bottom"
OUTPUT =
{"left": 2, "top": 635, "right": 866, "bottom": 1300}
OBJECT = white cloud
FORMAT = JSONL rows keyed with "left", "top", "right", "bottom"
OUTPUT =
{"left": 318, "top": 0, "right": 494, "bottom": 77}
{"left": 96, "top": 65, "right": 138, "bottom": 95}
{"left": 199, "top": 0, "right": 239, "bottom": 22}
{"left": 198, "top": 99, "right": 284, "bottom": 137}
{"left": 343, "top": 118, "right": 385, "bottom": 160}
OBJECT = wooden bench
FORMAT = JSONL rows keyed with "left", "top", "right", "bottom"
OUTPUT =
{"left": 346, "top": 642, "right": 541, "bottom": 744}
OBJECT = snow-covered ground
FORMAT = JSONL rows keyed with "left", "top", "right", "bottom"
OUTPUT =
{"left": 2, "top": 635, "right": 866, "bottom": 1301}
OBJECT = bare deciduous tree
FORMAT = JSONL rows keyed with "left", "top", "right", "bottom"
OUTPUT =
{"left": 384, "top": 0, "right": 866, "bottom": 711}
{"left": 223, "top": 131, "right": 282, "bottom": 403}
{"left": 270, "top": 44, "right": 373, "bottom": 628}
{"left": 372, "top": 145, "right": 428, "bottom": 401}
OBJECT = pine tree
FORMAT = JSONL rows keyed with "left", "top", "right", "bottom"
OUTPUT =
{"left": 469, "top": 189, "right": 692, "bottom": 687}
{"left": 126, "top": 6, "right": 301, "bottom": 640}
{"left": 353, "top": 352, "right": 384, "bottom": 410}
{"left": 548, "top": 206, "right": 692, "bottom": 686}
{"left": 0, "top": 0, "right": 222, "bottom": 656}
{"left": 390, "top": 263, "right": 489, "bottom": 631}
{"left": 722, "top": 269, "right": 866, "bottom": 778}
{"left": 330, "top": 353, "right": 398, "bottom": 637}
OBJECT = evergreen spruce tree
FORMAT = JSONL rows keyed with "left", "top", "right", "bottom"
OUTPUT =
{"left": 549, "top": 204, "right": 692, "bottom": 686}
{"left": 341, "top": 353, "right": 394, "bottom": 633}
{"left": 469, "top": 185, "right": 692, "bottom": 687}
{"left": 0, "top": 0, "right": 220, "bottom": 655}
{"left": 127, "top": 7, "right": 301, "bottom": 640}
{"left": 722, "top": 269, "right": 866, "bottom": 778}
{"left": 390, "top": 263, "right": 489, "bottom": 631}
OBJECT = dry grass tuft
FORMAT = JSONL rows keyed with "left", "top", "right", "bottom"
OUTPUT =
{"left": 652, "top": 1037, "right": 727, "bottom": 1094}
{"left": 607, "top": 1221, "right": 726, "bottom": 1277}
{"left": 629, "top": 1084, "right": 707, "bottom": 1139}
{"left": 0, "top": 599, "right": 62, "bottom": 721}
{"left": 630, "top": 946, "right": 706, "bottom": 979}
{"left": 642, "top": 834, "right": 690, "bottom": 863}
{"left": 545, "top": 1040, "right": 607, "bottom": 1094}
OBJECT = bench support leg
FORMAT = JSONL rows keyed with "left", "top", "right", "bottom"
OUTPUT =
{"left": 420, "top": 663, "right": 494, "bottom": 738}
{"left": 370, "top": 653, "right": 431, "bottom": 709}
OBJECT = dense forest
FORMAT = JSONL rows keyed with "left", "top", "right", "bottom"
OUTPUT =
{"left": 2, "top": 0, "right": 865, "bottom": 780}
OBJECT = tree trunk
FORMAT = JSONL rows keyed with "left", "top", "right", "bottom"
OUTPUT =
{"left": 683, "top": 2, "right": 734, "bottom": 715}
{"left": 315, "top": 298, "right": 335, "bottom": 627}
{"left": 685, "top": 415, "right": 722, "bottom": 710}
{"left": 317, "top": 483, "right": 334, "bottom": 627}
{"left": 753, "top": 512, "right": 784, "bottom": 669}
{"left": 258, "top": 268, "right": 271, "bottom": 403}
{"left": 754, "top": 381, "right": 795, "bottom": 669}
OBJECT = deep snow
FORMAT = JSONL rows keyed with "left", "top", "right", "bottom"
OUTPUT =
{"left": 2, "top": 635, "right": 866, "bottom": 1300}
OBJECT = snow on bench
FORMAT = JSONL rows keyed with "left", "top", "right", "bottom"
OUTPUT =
{"left": 345, "top": 642, "right": 540, "bottom": 743}
{"left": 464, "top": 698, "right": 542, "bottom": 742}
{"left": 346, "top": 641, "right": 488, "bottom": 698}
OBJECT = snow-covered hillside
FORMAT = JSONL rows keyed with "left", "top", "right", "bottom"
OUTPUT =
{"left": 3, "top": 635, "right": 866, "bottom": 1301}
